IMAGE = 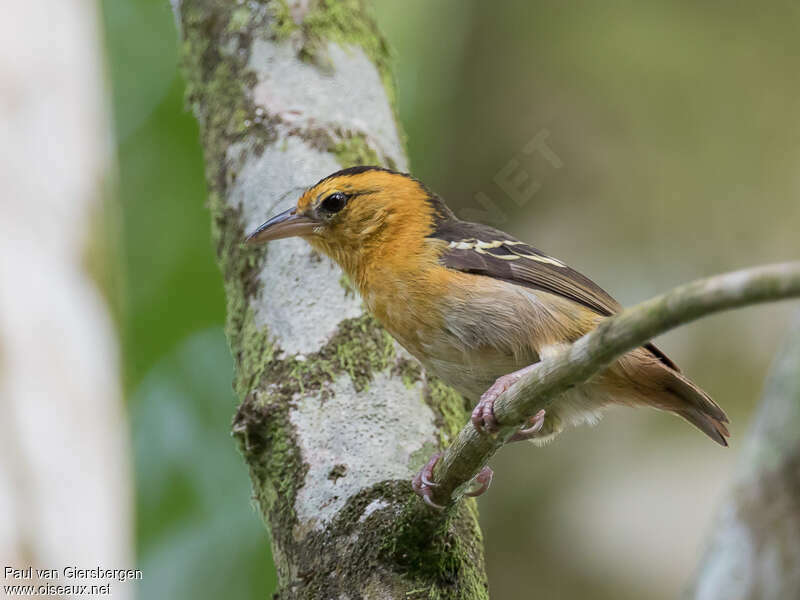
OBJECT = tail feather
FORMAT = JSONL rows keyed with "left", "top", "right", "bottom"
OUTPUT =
{"left": 656, "top": 365, "right": 730, "bottom": 446}
{"left": 619, "top": 346, "right": 730, "bottom": 446}
{"left": 674, "top": 408, "right": 729, "bottom": 446}
{"left": 664, "top": 367, "right": 728, "bottom": 424}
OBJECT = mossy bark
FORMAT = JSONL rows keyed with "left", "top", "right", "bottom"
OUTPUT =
{"left": 174, "top": 1, "right": 488, "bottom": 598}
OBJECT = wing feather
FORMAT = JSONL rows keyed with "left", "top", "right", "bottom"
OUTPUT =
{"left": 430, "top": 218, "right": 679, "bottom": 371}
{"left": 431, "top": 220, "right": 620, "bottom": 316}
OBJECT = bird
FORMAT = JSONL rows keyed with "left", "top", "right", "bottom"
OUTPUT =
{"left": 246, "top": 165, "right": 729, "bottom": 507}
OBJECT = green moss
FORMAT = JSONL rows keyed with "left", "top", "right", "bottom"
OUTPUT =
{"left": 327, "top": 463, "right": 348, "bottom": 481}
{"left": 227, "top": 6, "right": 253, "bottom": 33}
{"left": 242, "top": 313, "right": 397, "bottom": 402}
{"left": 338, "top": 272, "right": 356, "bottom": 297}
{"left": 393, "top": 356, "right": 423, "bottom": 389}
{"left": 269, "top": 0, "right": 299, "bottom": 40}
{"left": 378, "top": 497, "right": 489, "bottom": 599}
{"left": 331, "top": 133, "right": 381, "bottom": 168}
{"left": 333, "top": 315, "right": 396, "bottom": 389}
{"left": 269, "top": 481, "right": 486, "bottom": 599}
{"left": 425, "top": 379, "right": 470, "bottom": 446}
{"left": 289, "top": 122, "right": 391, "bottom": 171}
{"left": 295, "top": 0, "right": 399, "bottom": 115}
{"left": 232, "top": 390, "right": 305, "bottom": 585}
{"left": 231, "top": 306, "right": 273, "bottom": 398}
{"left": 180, "top": 2, "right": 275, "bottom": 170}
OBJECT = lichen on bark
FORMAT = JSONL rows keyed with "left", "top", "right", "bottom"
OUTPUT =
{"left": 175, "top": 1, "right": 488, "bottom": 597}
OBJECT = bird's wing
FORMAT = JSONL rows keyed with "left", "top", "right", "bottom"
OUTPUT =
{"left": 431, "top": 219, "right": 622, "bottom": 316}
{"left": 430, "top": 219, "right": 680, "bottom": 370}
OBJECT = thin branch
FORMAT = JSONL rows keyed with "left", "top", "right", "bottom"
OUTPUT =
{"left": 429, "top": 261, "right": 800, "bottom": 506}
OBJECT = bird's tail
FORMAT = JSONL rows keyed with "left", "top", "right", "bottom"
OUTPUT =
{"left": 617, "top": 347, "right": 730, "bottom": 446}
{"left": 663, "top": 369, "right": 729, "bottom": 446}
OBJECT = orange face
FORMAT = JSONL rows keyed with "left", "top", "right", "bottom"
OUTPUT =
{"left": 246, "top": 166, "right": 439, "bottom": 263}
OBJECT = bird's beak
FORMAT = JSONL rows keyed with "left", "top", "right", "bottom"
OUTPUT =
{"left": 245, "top": 208, "right": 317, "bottom": 245}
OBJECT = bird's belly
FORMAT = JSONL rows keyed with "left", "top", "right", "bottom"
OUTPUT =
{"left": 418, "top": 342, "right": 610, "bottom": 435}
{"left": 420, "top": 354, "right": 512, "bottom": 401}
{"left": 408, "top": 333, "right": 532, "bottom": 402}
{"left": 384, "top": 321, "right": 610, "bottom": 440}
{"left": 377, "top": 285, "right": 547, "bottom": 402}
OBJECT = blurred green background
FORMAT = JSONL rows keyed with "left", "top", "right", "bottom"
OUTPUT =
{"left": 101, "top": 1, "right": 799, "bottom": 598}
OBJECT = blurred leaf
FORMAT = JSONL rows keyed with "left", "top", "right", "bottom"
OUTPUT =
{"left": 132, "top": 328, "right": 276, "bottom": 599}
{"left": 102, "top": 0, "right": 179, "bottom": 141}
{"left": 118, "top": 77, "right": 225, "bottom": 389}
{"left": 100, "top": 2, "right": 271, "bottom": 598}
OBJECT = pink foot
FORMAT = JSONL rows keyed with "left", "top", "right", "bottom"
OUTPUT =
{"left": 471, "top": 372, "right": 522, "bottom": 433}
{"left": 411, "top": 452, "right": 445, "bottom": 510}
{"left": 471, "top": 367, "right": 546, "bottom": 442}
{"left": 463, "top": 466, "right": 494, "bottom": 497}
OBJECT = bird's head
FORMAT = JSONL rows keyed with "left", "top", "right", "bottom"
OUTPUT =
{"left": 246, "top": 166, "right": 451, "bottom": 277}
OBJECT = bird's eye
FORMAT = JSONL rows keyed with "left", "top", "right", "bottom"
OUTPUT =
{"left": 319, "top": 192, "right": 349, "bottom": 215}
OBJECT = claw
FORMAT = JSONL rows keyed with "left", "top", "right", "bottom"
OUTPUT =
{"left": 421, "top": 492, "right": 446, "bottom": 510}
{"left": 413, "top": 453, "right": 496, "bottom": 505}
{"left": 420, "top": 452, "right": 441, "bottom": 487}
{"left": 464, "top": 466, "right": 494, "bottom": 497}
{"left": 411, "top": 471, "right": 424, "bottom": 494}
{"left": 412, "top": 452, "right": 445, "bottom": 510}
{"left": 508, "top": 409, "right": 547, "bottom": 442}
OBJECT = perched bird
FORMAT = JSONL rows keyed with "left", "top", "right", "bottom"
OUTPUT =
{"left": 246, "top": 166, "right": 729, "bottom": 506}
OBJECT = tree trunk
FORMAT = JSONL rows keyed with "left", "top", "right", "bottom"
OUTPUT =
{"left": 0, "top": 1, "right": 132, "bottom": 597}
{"left": 174, "top": 1, "right": 488, "bottom": 598}
{"left": 691, "top": 309, "right": 800, "bottom": 599}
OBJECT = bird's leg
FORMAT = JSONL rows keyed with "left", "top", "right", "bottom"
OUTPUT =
{"left": 415, "top": 365, "right": 546, "bottom": 507}
{"left": 471, "top": 364, "right": 545, "bottom": 440}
